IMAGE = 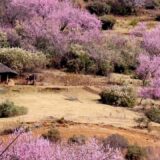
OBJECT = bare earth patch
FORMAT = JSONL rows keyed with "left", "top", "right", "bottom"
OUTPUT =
{"left": 0, "top": 86, "right": 142, "bottom": 129}
{"left": 57, "top": 124, "right": 160, "bottom": 147}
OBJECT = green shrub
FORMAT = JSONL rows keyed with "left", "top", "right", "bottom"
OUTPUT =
{"left": 146, "top": 108, "right": 160, "bottom": 123}
{"left": 87, "top": 1, "right": 111, "bottom": 16}
{"left": 0, "top": 31, "right": 9, "bottom": 48}
{"left": 126, "top": 145, "right": 146, "bottom": 160}
{"left": 63, "top": 38, "right": 139, "bottom": 76}
{"left": 96, "top": 60, "right": 113, "bottom": 76}
{"left": 113, "top": 50, "right": 138, "bottom": 74}
{"left": 0, "top": 48, "right": 47, "bottom": 72}
{"left": 105, "top": 35, "right": 140, "bottom": 74}
{"left": 65, "top": 53, "right": 94, "bottom": 74}
{"left": 154, "top": 0, "right": 160, "bottom": 7}
{"left": 54, "top": 35, "right": 139, "bottom": 77}
{"left": 35, "top": 36, "right": 56, "bottom": 55}
{"left": 61, "top": 44, "right": 96, "bottom": 74}
{"left": 0, "top": 100, "right": 27, "bottom": 118}
{"left": 66, "top": 58, "right": 81, "bottom": 73}
{"left": 109, "top": 0, "right": 134, "bottom": 15}
{"left": 42, "top": 128, "right": 61, "bottom": 142}
{"left": 83, "top": 34, "right": 141, "bottom": 75}
{"left": 87, "top": 0, "right": 137, "bottom": 16}
{"left": 68, "top": 135, "right": 86, "bottom": 145}
{"left": 129, "top": 19, "right": 139, "bottom": 27}
{"left": 100, "top": 86, "right": 136, "bottom": 107}
{"left": 103, "top": 134, "right": 128, "bottom": 149}
{"left": 100, "top": 15, "right": 116, "bottom": 30}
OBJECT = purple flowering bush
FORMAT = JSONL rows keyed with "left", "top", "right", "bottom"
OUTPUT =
{"left": 146, "top": 147, "right": 160, "bottom": 160}
{"left": 136, "top": 54, "right": 160, "bottom": 80}
{"left": 0, "top": 132, "right": 124, "bottom": 160}
{"left": 132, "top": 23, "right": 160, "bottom": 56}
{"left": 136, "top": 54, "right": 160, "bottom": 99}
{"left": 143, "top": 25, "right": 160, "bottom": 56}
{"left": 140, "top": 78, "right": 160, "bottom": 99}
{"left": 131, "top": 22, "right": 147, "bottom": 37}
{"left": 0, "top": 0, "right": 105, "bottom": 73}
{"left": 135, "top": 24, "right": 160, "bottom": 100}
{"left": 0, "top": 0, "right": 101, "bottom": 54}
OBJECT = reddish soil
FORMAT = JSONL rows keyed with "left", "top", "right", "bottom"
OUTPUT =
{"left": 32, "top": 122, "right": 160, "bottom": 147}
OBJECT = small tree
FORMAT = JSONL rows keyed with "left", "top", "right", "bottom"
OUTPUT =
{"left": 143, "top": 25, "right": 160, "bottom": 56}
{"left": 136, "top": 54, "right": 160, "bottom": 85}
{"left": 137, "top": 54, "right": 160, "bottom": 101}
{"left": 135, "top": 24, "right": 160, "bottom": 102}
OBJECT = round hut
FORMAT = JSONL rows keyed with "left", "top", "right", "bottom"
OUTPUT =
{"left": 0, "top": 63, "right": 18, "bottom": 83}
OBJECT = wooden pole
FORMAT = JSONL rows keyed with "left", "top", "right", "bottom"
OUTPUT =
{"left": 6, "top": 74, "right": 8, "bottom": 84}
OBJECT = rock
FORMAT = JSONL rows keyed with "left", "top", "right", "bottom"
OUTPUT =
{"left": 148, "top": 122, "right": 160, "bottom": 135}
{"left": 149, "top": 122, "right": 160, "bottom": 128}
{"left": 7, "top": 79, "right": 15, "bottom": 86}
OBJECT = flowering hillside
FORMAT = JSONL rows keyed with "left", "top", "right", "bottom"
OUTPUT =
{"left": 0, "top": 132, "right": 124, "bottom": 160}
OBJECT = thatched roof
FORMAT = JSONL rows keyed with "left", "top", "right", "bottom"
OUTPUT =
{"left": 0, "top": 63, "right": 18, "bottom": 75}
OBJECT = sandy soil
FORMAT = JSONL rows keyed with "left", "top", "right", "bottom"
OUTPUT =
{"left": 0, "top": 87, "right": 142, "bottom": 129}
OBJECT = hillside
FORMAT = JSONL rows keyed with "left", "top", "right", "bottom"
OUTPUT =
{"left": 0, "top": 0, "right": 160, "bottom": 159}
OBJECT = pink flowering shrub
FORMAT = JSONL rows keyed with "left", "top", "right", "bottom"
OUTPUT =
{"left": 130, "top": 22, "right": 147, "bottom": 37}
{"left": 132, "top": 23, "right": 160, "bottom": 56}
{"left": 137, "top": 54, "right": 160, "bottom": 99}
{"left": 140, "top": 78, "right": 160, "bottom": 99}
{"left": 0, "top": 132, "right": 124, "bottom": 160}
{"left": 136, "top": 54, "right": 160, "bottom": 79}
{"left": 146, "top": 147, "right": 160, "bottom": 160}
{"left": 143, "top": 25, "right": 160, "bottom": 56}
{"left": 1, "top": 0, "right": 101, "bottom": 54}
{"left": 134, "top": 23, "right": 160, "bottom": 100}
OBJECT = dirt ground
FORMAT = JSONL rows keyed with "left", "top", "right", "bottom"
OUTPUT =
{"left": 0, "top": 86, "right": 142, "bottom": 129}
{"left": 1, "top": 121, "right": 160, "bottom": 148}
{"left": 22, "top": 118, "right": 159, "bottom": 147}
{"left": 0, "top": 70, "right": 160, "bottom": 149}
{"left": 57, "top": 124, "right": 160, "bottom": 147}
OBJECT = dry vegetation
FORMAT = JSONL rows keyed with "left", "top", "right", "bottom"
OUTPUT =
{"left": 0, "top": 70, "right": 160, "bottom": 149}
